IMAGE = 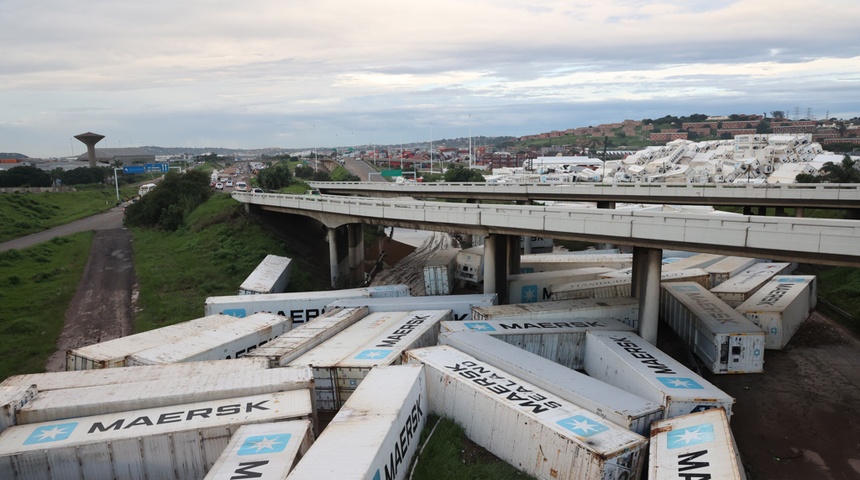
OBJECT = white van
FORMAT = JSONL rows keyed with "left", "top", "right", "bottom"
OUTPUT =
{"left": 138, "top": 183, "right": 157, "bottom": 196}
{"left": 235, "top": 181, "right": 247, "bottom": 191}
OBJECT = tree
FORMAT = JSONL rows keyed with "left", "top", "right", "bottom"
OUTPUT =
{"left": 0, "top": 166, "right": 51, "bottom": 187}
{"left": 770, "top": 111, "right": 786, "bottom": 119}
{"left": 819, "top": 155, "right": 860, "bottom": 183}
{"left": 256, "top": 162, "right": 293, "bottom": 190}
{"left": 443, "top": 165, "right": 484, "bottom": 182}
{"left": 123, "top": 170, "right": 212, "bottom": 230}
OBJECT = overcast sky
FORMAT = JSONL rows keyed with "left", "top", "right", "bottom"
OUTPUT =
{"left": 2, "top": 0, "right": 859, "bottom": 158}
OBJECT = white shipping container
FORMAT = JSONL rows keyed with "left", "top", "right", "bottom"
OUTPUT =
{"left": 204, "top": 421, "right": 314, "bottom": 480}
{"left": 0, "top": 390, "right": 314, "bottom": 480}
{"left": 66, "top": 314, "right": 244, "bottom": 370}
{"left": 520, "top": 253, "right": 633, "bottom": 273}
{"left": 520, "top": 236, "right": 554, "bottom": 253}
{"left": 246, "top": 307, "right": 370, "bottom": 367}
{"left": 287, "top": 365, "right": 427, "bottom": 480}
{"left": 507, "top": 267, "right": 616, "bottom": 303}
{"left": 422, "top": 248, "right": 459, "bottom": 295}
{"left": 325, "top": 293, "right": 497, "bottom": 321}
{"left": 204, "top": 285, "right": 410, "bottom": 324}
{"left": 439, "top": 331, "right": 664, "bottom": 435}
{"left": 125, "top": 313, "right": 293, "bottom": 366}
{"left": 15, "top": 367, "right": 315, "bottom": 426}
{"left": 736, "top": 276, "right": 817, "bottom": 350}
{"left": 406, "top": 346, "right": 648, "bottom": 480}
{"left": 662, "top": 254, "right": 725, "bottom": 272}
{"left": 660, "top": 283, "right": 765, "bottom": 374}
{"left": 584, "top": 332, "right": 735, "bottom": 419}
{"left": 441, "top": 317, "right": 635, "bottom": 370}
{"left": 455, "top": 246, "right": 484, "bottom": 284}
{"left": 550, "top": 277, "right": 632, "bottom": 301}
{"left": 649, "top": 409, "right": 747, "bottom": 480}
{"left": 710, "top": 263, "right": 794, "bottom": 307}
{"left": 239, "top": 254, "right": 293, "bottom": 295}
{"left": 0, "top": 387, "right": 36, "bottom": 433}
{"left": 471, "top": 296, "right": 640, "bottom": 329}
{"left": 599, "top": 268, "right": 712, "bottom": 289}
{"left": 704, "top": 256, "right": 765, "bottom": 288}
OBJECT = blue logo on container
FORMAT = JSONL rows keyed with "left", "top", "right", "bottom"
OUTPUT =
{"left": 355, "top": 349, "right": 392, "bottom": 360}
{"left": 23, "top": 422, "right": 78, "bottom": 445}
{"left": 777, "top": 278, "right": 803, "bottom": 283}
{"left": 667, "top": 423, "right": 715, "bottom": 449}
{"left": 521, "top": 268, "right": 534, "bottom": 273}
{"left": 754, "top": 348, "right": 761, "bottom": 356}
{"left": 657, "top": 377, "right": 705, "bottom": 389}
{"left": 464, "top": 322, "right": 496, "bottom": 332}
{"left": 770, "top": 327, "right": 778, "bottom": 334}
{"left": 238, "top": 434, "right": 292, "bottom": 455}
{"left": 222, "top": 309, "right": 247, "bottom": 318}
{"left": 373, "top": 471, "right": 381, "bottom": 480}
{"left": 521, "top": 285, "right": 539, "bottom": 303}
{"left": 556, "top": 415, "right": 609, "bottom": 437}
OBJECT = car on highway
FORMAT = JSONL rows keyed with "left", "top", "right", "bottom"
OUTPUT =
{"left": 215, "top": 182, "right": 224, "bottom": 190}
{"left": 226, "top": 179, "right": 233, "bottom": 188}
{"left": 252, "top": 188, "right": 264, "bottom": 193}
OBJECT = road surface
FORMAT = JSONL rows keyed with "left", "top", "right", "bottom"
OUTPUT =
{"left": 0, "top": 207, "right": 124, "bottom": 252}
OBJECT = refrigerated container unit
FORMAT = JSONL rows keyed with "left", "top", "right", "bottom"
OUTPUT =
{"left": 406, "top": 346, "right": 648, "bottom": 480}
{"left": 204, "top": 420, "right": 314, "bottom": 480}
{"left": 246, "top": 307, "right": 370, "bottom": 367}
{"left": 549, "top": 277, "right": 632, "bottom": 301}
{"left": 661, "top": 253, "right": 725, "bottom": 272}
{"left": 520, "top": 236, "right": 554, "bottom": 253}
{"left": 660, "top": 283, "right": 765, "bottom": 374}
{"left": 422, "top": 248, "right": 459, "bottom": 295}
{"left": 455, "top": 246, "right": 484, "bottom": 284}
{"left": 204, "top": 284, "right": 411, "bottom": 324}
{"left": 507, "top": 267, "right": 616, "bottom": 303}
{"left": 287, "top": 365, "right": 427, "bottom": 480}
{"left": 439, "top": 331, "right": 664, "bottom": 435}
{"left": 519, "top": 253, "right": 633, "bottom": 273}
{"left": 736, "top": 276, "right": 817, "bottom": 350}
{"left": 649, "top": 408, "right": 746, "bottom": 480}
{"left": 0, "top": 386, "right": 36, "bottom": 433}
{"left": 66, "top": 314, "right": 245, "bottom": 370}
{"left": 704, "top": 256, "right": 765, "bottom": 288}
{"left": 441, "top": 317, "right": 635, "bottom": 370}
{"left": 0, "top": 390, "right": 314, "bottom": 480}
{"left": 471, "top": 296, "right": 640, "bottom": 329}
{"left": 238, "top": 254, "right": 293, "bottom": 295}
{"left": 584, "top": 331, "right": 735, "bottom": 419}
{"left": 709, "top": 262, "right": 794, "bottom": 307}
{"left": 125, "top": 313, "right": 293, "bottom": 366}
{"left": 325, "top": 293, "right": 497, "bottom": 322}
{"left": 598, "top": 268, "right": 712, "bottom": 289}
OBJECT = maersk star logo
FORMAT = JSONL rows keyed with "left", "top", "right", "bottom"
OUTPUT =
{"left": 521, "top": 285, "right": 539, "bottom": 303}
{"left": 355, "top": 349, "right": 392, "bottom": 360}
{"left": 667, "top": 423, "right": 715, "bottom": 449}
{"left": 556, "top": 415, "right": 609, "bottom": 437}
{"left": 237, "top": 434, "right": 291, "bottom": 455}
{"left": 222, "top": 309, "right": 246, "bottom": 318}
{"left": 23, "top": 422, "right": 78, "bottom": 445}
{"left": 657, "top": 377, "right": 704, "bottom": 389}
{"left": 464, "top": 322, "right": 496, "bottom": 332}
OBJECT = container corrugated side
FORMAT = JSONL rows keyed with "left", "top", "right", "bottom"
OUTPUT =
{"left": 662, "top": 254, "right": 725, "bottom": 272}
{"left": 125, "top": 313, "right": 293, "bottom": 366}
{"left": 204, "top": 420, "right": 313, "bottom": 480}
{"left": 649, "top": 409, "right": 747, "bottom": 480}
{"left": 406, "top": 345, "right": 648, "bottom": 480}
{"left": 287, "top": 365, "right": 427, "bottom": 480}
{"left": 704, "top": 256, "right": 764, "bottom": 288}
{"left": 423, "top": 249, "right": 459, "bottom": 296}
{"left": 246, "top": 307, "right": 369, "bottom": 367}
{"left": 238, "top": 254, "right": 293, "bottom": 295}
{"left": 439, "top": 331, "right": 664, "bottom": 435}
{"left": 660, "top": 283, "right": 765, "bottom": 374}
{"left": 471, "top": 296, "right": 640, "bottom": 329}
{"left": 599, "top": 268, "right": 711, "bottom": 289}
{"left": 16, "top": 367, "right": 315, "bottom": 426}
{"left": 65, "top": 314, "right": 242, "bottom": 370}
{"left": 325, "top": 294, "right": 497, "bottom": 321}
{"left": 520, "top": 253, "right": 633, "bottom": 272}
{"left": 584, "top": 332, "right": 735, "bottom": 419}
{"left": 549, "top": 277, "right": 632, "bottom": 301}
{"left": 709, "top": 262, "right": 793, "bottom": 307}
{"left": 507, "top": 267, "right": 616, "bottom": 303}
{"left": 440, "top": 317, "right": 635, "bottom": 370}
{"left": 0, "top": 387, "right": 36, "bottom": 434}
{"left": 736, "top": 276, "right": 816, "bottom": 350}
{"left": 0, "top": 390, "right": 314, "bottom": 480}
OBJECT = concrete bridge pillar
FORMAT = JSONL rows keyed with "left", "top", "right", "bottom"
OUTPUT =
{"left": 328, "top": 227, "right": 338, "bottom": 288}
{"left": 506, "top": 235, "right": 520, "bottom": 277}
{"left": 523, "top": 235, "right": 532, "bottom": 254}
{"left": 632, "top": 246, "right": 662, "bottom": 345}
{"left": 347, "top": 224, "right": 365, "bottom": 284}
{"left": 482, "top": 234, "right": 511, "bottom": 303}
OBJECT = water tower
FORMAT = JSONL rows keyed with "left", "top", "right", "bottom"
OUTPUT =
{"left": 74, "top": 132, "right": 105, "bottom": 168}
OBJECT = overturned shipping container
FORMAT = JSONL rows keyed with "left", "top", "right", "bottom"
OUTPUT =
{"left": 471, "top": 296, "right": 640, "bottom": 329}
{"left": 709, "top": 262, "right": 794, "bottom": 307}
{"left": 238, "top": 254, "right": 293, "bottom": 295}
{"left": 326, "top": 293, "right": 497, "bottom": 321}
{"left": 736, "top": 276, "right": 817, "bottom": 350}
{"left": 204, "top": 420, "right": 314, "bottom": 480}
{"left": 507, "top": 267, "right": 616, "bottom": 303}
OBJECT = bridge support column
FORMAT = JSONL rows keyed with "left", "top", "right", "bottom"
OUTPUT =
{"left": 795, "top": 207, "right": 805, "bottom": 218}
{"left": 347, "top": 224, "right": 364, "bottom": 283}
{"left": 506, "top": 235, "right": 520, "bottom": 277}
{"left": 328, "top": 227, "right": 338, "bottom": 288}
{"left": 632, "top": 246, "right": 662, "bottom": 345}
{"left": 523, "top": 236, "right": 532, "bottom": 254}
{"left": 482, "top": 235, "right": 510, "bottom": 303}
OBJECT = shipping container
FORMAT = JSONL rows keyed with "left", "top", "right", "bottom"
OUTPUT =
{"left": 0, "top": 390, "right": 314, "bottom": 480}
{"left": 439, "top": 331, "right": 664, "bottom": 435}
{"left": 204, "top": 285, "right": 410, "bottom": 324}
{"left": 204, "top": 420, "right": 313, "bottom": 480}
{"left": 246, "top": 307, "right": 369, "bottom": 367}
{"left": 471, "top": 296, "right": 641, "bottom": 329}
{"left": 598, "top": 268, "right": 712, "bottom": 288}
{"left": 287, "top": 365, "right": 427, "bottom": 480}
{"left": 325, "top": 293, "right": 497, "bottom": 321}
{"left": 125, "top": 313, "right": 293, "bottom": 366}
{"left": 583, "top": 332, "right": 735, "bottom": 419}
{"left": 441, "top": 317, "right": 635, "bottom": 370}
{"left": 710, "top": 262, "right": 795, "bottom": 307}
{"left": 455, "top": 246, "right": 484, "bottom": 284}
{"left": 736, "top": 276, "right": 817, "bottom": 350}
{"left": 66, "top": 314, "right": 245, "bottom": 370}
{"left": 662, "top": 253, "right": 725, "bottom": 272}
{"left": 520, "top": 236, "right": 554, "bottom": 253}
{"left": 507, "top": 267, "right": 615, "bottom": 303}
{"left": 704, "top": 256, "right": 765, "bottom": 288}
{"left": 660, "top": 283, "right": 765, "bottom": 374}
{"left": 549, "top": 277, "right": 633, "bottom": 301}
{"left": 15, "top": 367, "right": 315, "bottom": 427}
{"left": 238, "top": 254, "right": 293, "bottom": 295}
{"left": 0, "top": 387, "right": 36, "bottom": 433}
{"left": 519, "top": 253, "right": 633, "bottom": 273}
{"left": 422, "top": 248, "right": 459, "bottom": 295}
{"left": 406, "top": 346, "right": 648, "bottom": 480}
{"left": 649, "top": 409, "right": 747, "bottom": 480}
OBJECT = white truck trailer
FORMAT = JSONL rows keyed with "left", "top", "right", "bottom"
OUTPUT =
{"left": 709, "top": 262, "right": 794, "bottom": 307}
{"left": 238, "top": 254, "right": 293, "bottom": 295}
{"left": 519, "top": 253, "right": 633, "bottom": 273}
{"left": 422, "top": 248, "right": 459, "bottom": 295}
{"left": 470, "top": 296, "right": 640, "bottom": 328}
{"left": 204, "top": 421, "right": 314, "bottom": 480}
{"left": 736, "top": 276, "right": 817, "bottom": 350}
{"left": 506, "top": 267, "right": 615, "bottom": 303}
{"left": 325, "top": 293, "right": 497, "bottom": 321}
